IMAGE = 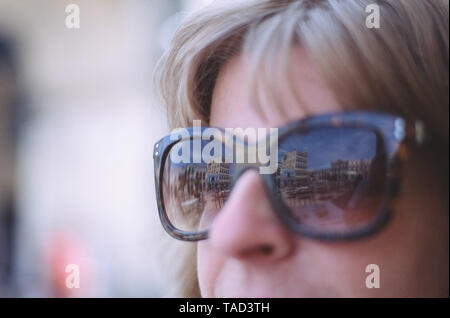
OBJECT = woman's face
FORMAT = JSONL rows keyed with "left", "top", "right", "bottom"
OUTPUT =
{"left": 197, "top": 48, "right": 449, "bottom": 297}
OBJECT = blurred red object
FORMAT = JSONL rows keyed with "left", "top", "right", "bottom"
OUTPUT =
{"left": 45, "top": 231, "right": 96, "bottom": 297}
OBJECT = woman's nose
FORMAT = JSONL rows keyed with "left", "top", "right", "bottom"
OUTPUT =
{"left": 208, "top": 169, "right": 295, "bottom": 262}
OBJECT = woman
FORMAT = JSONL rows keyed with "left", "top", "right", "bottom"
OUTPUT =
{"left": 153, "top": 0, "right": 448, "bottom": 297}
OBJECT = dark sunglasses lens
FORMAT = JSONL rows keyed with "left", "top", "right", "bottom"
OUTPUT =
{"left": 161, "top": 138, "right": 232, "bottom": 233}
{"left": 277, "top": 127, "right": 386, "bottom": 234}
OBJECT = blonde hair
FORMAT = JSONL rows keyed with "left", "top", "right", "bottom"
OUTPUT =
{"left": 154, "top": 0, "right": 449, "bottom": 297}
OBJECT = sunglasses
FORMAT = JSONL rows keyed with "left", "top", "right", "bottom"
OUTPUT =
{"left": 153, "top": 111, "right": 426, "bottom": 241}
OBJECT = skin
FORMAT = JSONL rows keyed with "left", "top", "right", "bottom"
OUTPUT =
{"left": 196, "top": 48, "right": 449, "bottom": 297}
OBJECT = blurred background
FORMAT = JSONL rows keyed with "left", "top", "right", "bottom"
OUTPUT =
{"left": 0, "top": 0, "right": 212, "bottom": 297}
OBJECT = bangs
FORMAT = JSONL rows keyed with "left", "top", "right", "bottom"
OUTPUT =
{"left": 240, "top": 0, "right": 407, "bottom": 124}
{"left": 156, "top": 0, "right": 448, "bottom": 140}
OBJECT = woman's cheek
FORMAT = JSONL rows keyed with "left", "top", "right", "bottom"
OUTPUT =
{"left": 197, "top": 241, "right": 221, "bottom": 297}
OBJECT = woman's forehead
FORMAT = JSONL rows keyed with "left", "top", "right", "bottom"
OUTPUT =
{"left": 209, "top": 47, "right": 341, "bottom": 130}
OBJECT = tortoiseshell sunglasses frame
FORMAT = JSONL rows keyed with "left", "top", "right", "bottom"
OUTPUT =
{"left": 153, "top": 111, "right": 426, "bottom": 242}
